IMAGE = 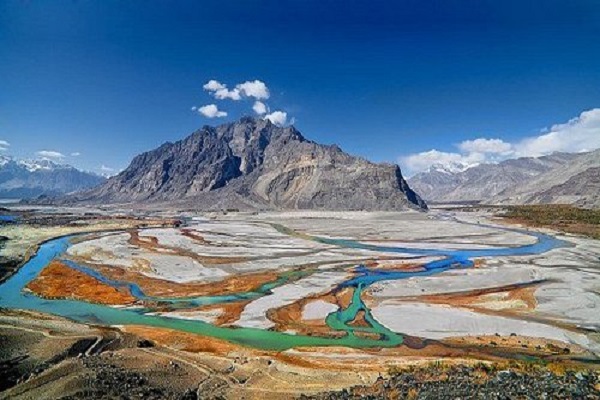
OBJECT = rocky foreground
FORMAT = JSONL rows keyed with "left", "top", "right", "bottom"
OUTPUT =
{"left": 303, "top": 364, "right": 600, "bottom": 400}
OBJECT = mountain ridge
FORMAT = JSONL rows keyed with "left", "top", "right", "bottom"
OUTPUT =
{"left": 0, "top": 156, "right": 105, "bottom": 199}
{"left": 408, "top": 150, "right": 600, "bottom": 208}
{"left": 67, "top": 117, "right": 426, "bottom": 211}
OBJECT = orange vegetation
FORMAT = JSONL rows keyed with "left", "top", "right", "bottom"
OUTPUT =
{"left": 26, "top": 260, "right": 135, "bottom": 305}
{"left": 88, "top": 263, "right": 280, "bottom": 298}
{"left": 123, "top": 325, "right": 264, "bottom": 356}
{"left": 202, "top": 301, "right": 251, "bottom": 326}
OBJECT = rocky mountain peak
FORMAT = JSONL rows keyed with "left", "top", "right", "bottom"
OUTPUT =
{"left": 69, "top": 117, "right": 426, "bottom": 211}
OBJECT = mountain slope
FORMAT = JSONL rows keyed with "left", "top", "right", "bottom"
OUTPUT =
{"left": 493, "top": 149, "right": 600, "bottom": 207}
{"left": 407, "top": 150, "right": 600, "bottom": 208}
{"left": 70, "top": 117, "right": 425, "bottom": 211}
{"left": 0, "top": 157, "right": 105, "bottom": 199}
{"left": 408, "top": 153, "right": 577, "bottom": 203}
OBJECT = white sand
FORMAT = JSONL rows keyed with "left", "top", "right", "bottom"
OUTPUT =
{"left": 371, "top": 302, "right": 596, "bottom": 352}
{"left": 302, "top": 300, "right": 339, "bottom": 320}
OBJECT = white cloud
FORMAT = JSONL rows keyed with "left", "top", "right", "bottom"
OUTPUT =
{"left": 100, "top": 165, "right": 114, "bottom": 172}
{"left": 202, "top": 79, "right": 270, "bottom": 101}
{"left": 252, "top": 101, "right": 267, "bottom": 115}
{"left": 236, "top": 80, "right": 270, "bottom": 100}
{"left": 36, "top": 150, "right": 65, "bottom": 159}
{"left": 200, "top": 78, "right": 290, "bottom": 124}
{"left": 203, "top": 79, "right": 226, "bottom": 92}
{"left": 70, "top": 152, "right": 81, "bottom": 157}
{"left": 0, "top": 140, "right": 9, "bottom": 151}
{"left": 197, "top": 104, "right": 227, "bottom": 118}
{"left": 202, "top": 79, "right": 241, "bottom": 100}
{"left": 400, "top": 108, "right": 600, "bottom": 175}
{"left": 214, "top": 87, "right": 241, "bottom": 100}
{"left": 515, "top": 108, "right": 600, "bottom": 157}
{"left": 458, "top": 138, "right": 513, "bottom": 154}
{"left": 264, "top": 111, "right": 288, "bottom": 126}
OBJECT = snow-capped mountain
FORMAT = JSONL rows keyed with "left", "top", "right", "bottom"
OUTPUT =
{"left": 426, "top": 161, "right": 475, "bottom": 175}
{"left": 0, "top": 156, "right": 105, "bottom": 199}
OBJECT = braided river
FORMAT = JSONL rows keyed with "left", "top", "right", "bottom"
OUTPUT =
{"left": 0, "top": 223, "right": 566, "bottom": 351}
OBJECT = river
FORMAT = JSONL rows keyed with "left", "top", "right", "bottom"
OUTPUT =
{"left": 0, "top": 221, "right": 567, "bottom": 351}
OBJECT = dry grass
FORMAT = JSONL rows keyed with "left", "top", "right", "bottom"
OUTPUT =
{"left": 26, "top": 260, "right": 136, "bottom": 305}
{"left": 501, "top": 204, "right": 600, "bottom": 239}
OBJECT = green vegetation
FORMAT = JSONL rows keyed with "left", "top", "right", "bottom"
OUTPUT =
{"left": 502, "top": 205, "right": 600, "bottom": 240}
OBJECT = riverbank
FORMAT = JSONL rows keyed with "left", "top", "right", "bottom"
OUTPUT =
{"left": 0, "top": 206, "right": 180, "bottom": 285}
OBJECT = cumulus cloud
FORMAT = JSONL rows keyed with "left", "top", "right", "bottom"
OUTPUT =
{"left": 214, "top": 87, "right": 241, "bottom": 100}
{"left": 252, "top": 101, "right": 267, "bottom": 115}
{"left": 236, "top": 80, "right": 270, "bottom": 100}
{"left": 202, "top": 79, "right": 241, "bottom": 100}
{"left": 196, "top": 104, "right": 227, "bottom": 118}
{"left": 0, "top": 140, "right": 9, "bottom": 151}
{"left": 400, "top": 108, "right": 600, "bottom": 176}
{"left": 516, "top": 108, "right": 600, "bottom": 157}
{"left": 202, "top": 79, "right": 270, "bottom": 101}
{"left": 264, "top": 111, "right": 289, "bottom": 126}
{"left": 200, "top": 78, "right": 293, "bottom": 124}
{"left": 36, "top": 150, "right": 65, "bottom": 160}
{"left": 203, "top": 79, "right": 225, "bottom": 92}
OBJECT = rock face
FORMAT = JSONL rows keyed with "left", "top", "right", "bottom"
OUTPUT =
{"left": 0, "top": 157, "right": 105, "bottom": 199}
{"left": 408, "top": 150, "right": 600, "bottom": 208}
{"left": 71, "top": 117, "right": 425, "bottom": 211}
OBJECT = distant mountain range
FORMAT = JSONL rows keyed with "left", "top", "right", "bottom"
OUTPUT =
{"left": 408, "top": 149, "right": 600, "bottom": 208}
{"left": 0, "top": 156, "right": 105, "bottom": 199}
{"left": 67, "top": 117, "right": 426, "bottom": 211}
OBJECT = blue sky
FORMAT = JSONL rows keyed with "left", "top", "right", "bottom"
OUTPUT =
{"left": 1, "top": 1, "right": 599, "bottom": 176}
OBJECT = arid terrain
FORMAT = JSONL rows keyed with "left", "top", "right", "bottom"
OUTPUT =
{"left": 1, "top": 206, "right": 599, "bottom": 399}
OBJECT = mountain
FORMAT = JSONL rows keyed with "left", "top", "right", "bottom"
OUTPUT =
{"left": 492, "top": 149, "right": 600, "bottom": 208}
{"left": 0, "top": 156, "right": 105, "bottom": 199}
{"left": 407, "top": 150, "right": 600, "bottom": 208}
{"left": 68, "top": 117, "right": 426, "bottom": 211}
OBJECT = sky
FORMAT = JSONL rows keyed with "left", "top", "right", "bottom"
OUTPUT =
{"left": 1, "top": 1, "right": 599, "bottom": 176}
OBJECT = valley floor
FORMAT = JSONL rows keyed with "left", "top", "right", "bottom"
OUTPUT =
{"left": 0, "top": 207, "right": 599, "bottom": 398}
